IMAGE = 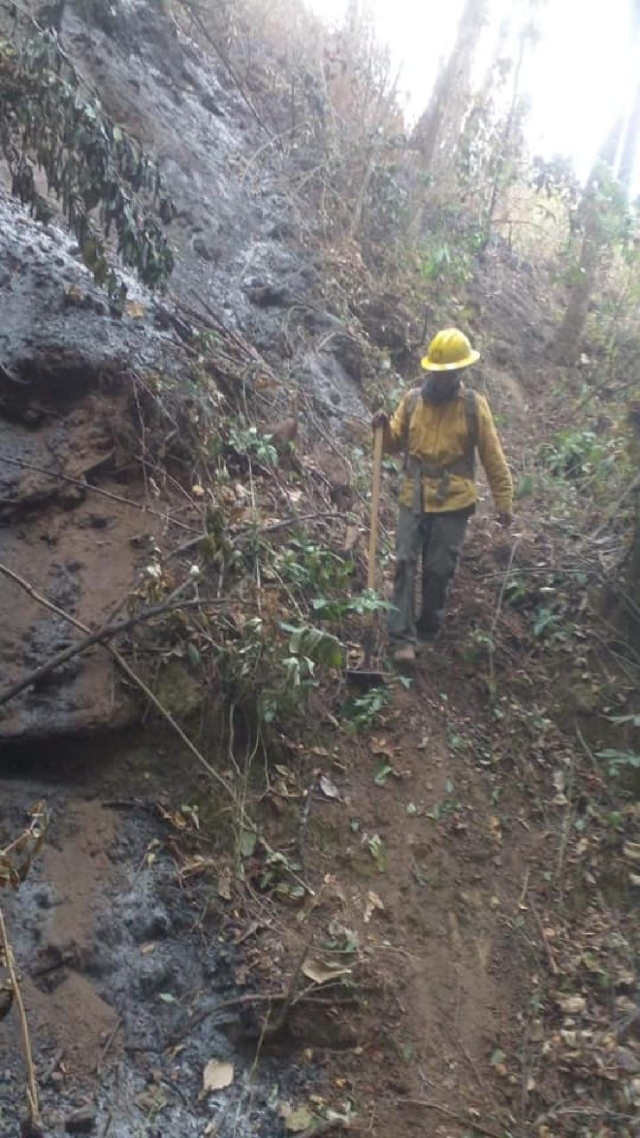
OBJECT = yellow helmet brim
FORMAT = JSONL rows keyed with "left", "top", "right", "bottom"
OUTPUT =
{"left": 420, "top": 349, "right": 480, "bottom": 372}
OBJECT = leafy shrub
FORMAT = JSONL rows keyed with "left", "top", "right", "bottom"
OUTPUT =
{"left": 596, "top": 749, "right": 640, "bottom": 777}
{"left": 227, "top": 424, "right": 279, "bottom": 466}
{"left": 538, "top": 429, "right": 623, "bottom": 487}
{"left": 1, "top": 17, "right": 174, "bottom": 302}
{"left": 341, "top": 685, "right": 390, "bottom": 733}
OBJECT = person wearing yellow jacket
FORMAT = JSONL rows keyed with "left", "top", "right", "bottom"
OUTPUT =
{"left": 372, "top": 328, "right": 513, "bottom": 665}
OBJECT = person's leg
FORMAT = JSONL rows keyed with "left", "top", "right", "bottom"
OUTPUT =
{"left": 388, "top": 507, "right": 423, "bottom": 654}
{"left": 417, "top": 510, "right": 469, "bottom": 639}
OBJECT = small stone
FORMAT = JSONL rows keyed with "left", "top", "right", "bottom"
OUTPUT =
{"left": 137, "top": 956, "right": 175, "bottom": 997}
{"left": 65, "top": 1105, "right": 97, "bottom": 1134}
{"left": 192, "top": 237, "right": 219, "bottom": 263}
{"left": 617, "top": 1047, "right": 640, "bottom": 1075}
{"left": 556, "top": 994, "right": 586, "bottom": 1016}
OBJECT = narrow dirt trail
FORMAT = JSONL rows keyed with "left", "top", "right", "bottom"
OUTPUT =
{"left": 276, "top": 540, "right": 552, "bottom": 1138}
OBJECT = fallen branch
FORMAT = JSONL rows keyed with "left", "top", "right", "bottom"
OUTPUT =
{"left": 0, "top": 454, "right": 198, "bottom": 532}
{"left": 96, "top": 1017, "right": 122, "bottom": 1075}
{"left": 167, "top": 513, "right": 346, "bottom": 562}
{"left": 529, "top": 900, "right": 559, "bottom": 976}
{"left": 0, "top": 581, "right": 216, "bottom": 708}
{"left": 0, "top": 560, "right": 236, "bottom": 805}
{"left": 397, "top": 1098, "right": 507, "bottom": 1138}
{"left": 0, "top": 906, "right": 43, "bottom": 1136}
{"left": 167, "top": 977, "right": 356, "bottom": 1047}
{"left": 166, "top": 989, "right": 293, "bottom": 1047}
{"left": 1, "top": 802, "right": 48, "bottom": 886}
{"left": 263, "top": 934, "right": 312, "bottom": 1037}
{"left": 173, "top": 2, "right": 274, "bottom": 141}
{"left": 540, "top": 1107, "right": 639, "bottom": 1122}
{"left": 589, "top": 472, "right": 640, "bottom": 539}
{"left": 488, "top": 536, "right": 520, "bottom": 687}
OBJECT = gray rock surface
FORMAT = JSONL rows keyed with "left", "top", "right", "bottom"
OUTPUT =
{"left": 0, "top": 0, "right": 370, "bottom": 742}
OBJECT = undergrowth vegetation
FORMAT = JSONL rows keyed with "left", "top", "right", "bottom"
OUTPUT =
{"left": 1, "top": 0, "right": 640, "bottom": 1132}
{"left": 0, "top": 5, "right": 175, "bottom": 303}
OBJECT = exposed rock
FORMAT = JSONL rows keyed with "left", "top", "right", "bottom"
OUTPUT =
{"left": 0, "top": 0, "right": 375, "bottom": 745}
{"left": 65, "top": 1105, "right": 97, "bottom": 1134}
{"left": 0, "top": 193, "right": 193, "bottom": 742}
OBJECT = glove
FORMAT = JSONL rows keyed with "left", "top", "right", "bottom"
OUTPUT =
{"left": 372, "top": 410, "right": 389, "bottom": 430}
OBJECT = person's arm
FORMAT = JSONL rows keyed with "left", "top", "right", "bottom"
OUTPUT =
{"left": 476, "top": 395, "right": 513, "bottom": 523}
{"left": 372, "top": 393, "right": 410, "bottom": 456}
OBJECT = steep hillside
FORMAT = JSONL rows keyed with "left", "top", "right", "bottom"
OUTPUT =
{"left": 0, "top": 3, "right": 638, "bottom": 1138}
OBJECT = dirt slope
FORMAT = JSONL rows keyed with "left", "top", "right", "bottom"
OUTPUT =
{"left": 0, "top": 2, "right": 638, "bottom": 1137}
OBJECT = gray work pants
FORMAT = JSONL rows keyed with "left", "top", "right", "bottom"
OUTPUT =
{"left": 388, "top": 507, "right": 471, "bottom": 646}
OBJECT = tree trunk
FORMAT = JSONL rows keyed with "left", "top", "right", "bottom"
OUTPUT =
{"left": 483, "top": 29, "right": 526, "bottom": 239}
{"left": 628, "top": 402, "right": 640, "bottom": 625}
{"left": 619, "top": 71, "right": 640, "bottom": 194}
{"left": 619, "top": 0, "right": 640, "bottom": 195}
{"left": 412, "top": 0, "right": 488, "bottom": 170}
{"left": 552, "top": 118, "right": 624, "bottom": 367}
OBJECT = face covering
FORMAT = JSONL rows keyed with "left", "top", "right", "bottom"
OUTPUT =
{"left": 421, "top": 372, "right": 462, "bottom": 405}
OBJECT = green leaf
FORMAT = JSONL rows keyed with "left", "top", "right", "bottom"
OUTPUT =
{"left": 367, "top": 834, "right": 387, "bottom": 872}
{"left": 374, "top": 763, "right": 394, "bottom": 787}
{"left": 239, "top": 830, "right": 257, "bottom": 858}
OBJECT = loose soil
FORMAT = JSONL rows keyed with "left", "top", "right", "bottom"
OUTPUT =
{"left": 1, "top": 429, "right": 638, "bottom": 1138}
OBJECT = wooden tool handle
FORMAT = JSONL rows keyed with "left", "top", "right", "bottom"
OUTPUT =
{"left": 367, "top": 426, "right": 384, "bottom": 591}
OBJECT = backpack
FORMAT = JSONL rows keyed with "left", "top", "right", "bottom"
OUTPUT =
{"left": 403, "top": 385, "right": 479, "bottom": 455}
{"left": 402, "top": 386, "right": 479, "bottom": 501}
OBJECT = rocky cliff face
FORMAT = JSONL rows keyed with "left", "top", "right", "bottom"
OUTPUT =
{"left": 0, "top": 0, "right": 370, "bottom": 742}
{"left": 0, "top": 195, "right": 192, "bottom": 739}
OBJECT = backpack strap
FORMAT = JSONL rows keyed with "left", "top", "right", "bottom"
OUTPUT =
{"left": 463, "top": 387, "right": 479, "bottom": 451}
{"left": 403, "top": 386, "right": 479, "bottom": 500}
{"left": 404, "top": 386, "right": 478, "bottom": 464}
{"left": 403, "top": 387, "right": 422, "bottom": 470}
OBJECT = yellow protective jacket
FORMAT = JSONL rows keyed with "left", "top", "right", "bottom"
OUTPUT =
{"left": 382, "top": 385, "right": 513, "bottom": 514}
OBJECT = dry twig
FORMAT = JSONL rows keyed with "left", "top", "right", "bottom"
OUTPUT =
{"left": 0, "top": 454, "right": 197, "bottom": 532}
{"left": 166, "top": 512, "right": 345, "bottom": 562}
{"left": 162, "top": 980, "right": 356, "bottom": 1048}
{"left": 96, "top": 1018, "right": 122, "bottom": 1075}
{"left": 264, "top": 934, "right": 313, "bottom": 1037}
{"left": 0, "top": 582, "right": 207, "bottom": 707}
{"left": 398, "top": 1098, "right": 507, "bottom": 1138}
{"left": 529, "top": 900, "right": 559, "bottom": 976}
{"left": 396, "top": 1097, "right": 505, "bottom": 1133}
{"left": 488, "top": 536, "right": 520, "bottom": 687}
{"left": 0, "top": 908, "right": 43, "bottom": 1135}
{"left": 0, "top": 559, "right": 236, "bottom": 806}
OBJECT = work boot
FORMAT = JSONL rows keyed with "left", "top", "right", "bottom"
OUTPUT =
{"left": 416, "top": 617, "right": 441, "bottom": 643}
{"left": 416, "top": 631, "right": 441, "bottom": 653}
{"left": 392, "top": 643, "right": 415, "bottom": 666}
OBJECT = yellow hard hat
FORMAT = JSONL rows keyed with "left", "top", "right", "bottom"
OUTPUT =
{"left": 421, "top": 328, "right": 480, "bottom": 371}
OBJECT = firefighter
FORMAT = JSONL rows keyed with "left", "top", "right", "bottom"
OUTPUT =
{"left": 372, "top": 328, "right": 513, "bottom": 664}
